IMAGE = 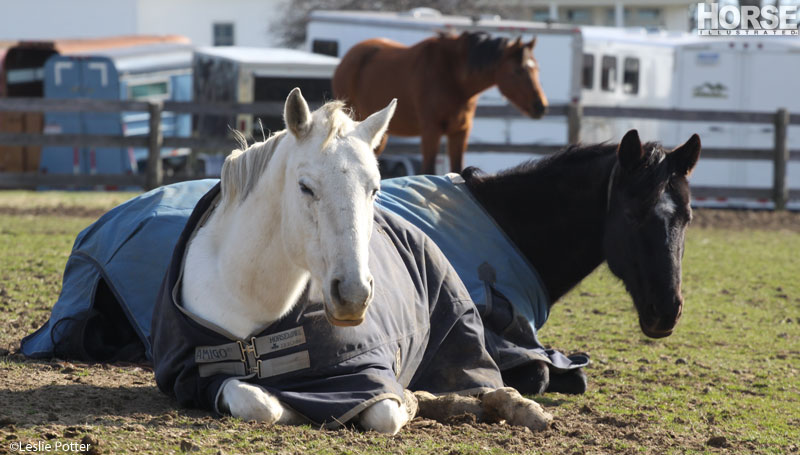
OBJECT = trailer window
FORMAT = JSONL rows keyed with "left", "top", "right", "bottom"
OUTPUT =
{"left": 601, "top": 56, "right": 617, "bottom": 92}
{"left": 312, "top": 39, "right": 339, "bottom": 57}
{"left": 623, "top": 58, "right": 639, "bottom": 95}
{"left": 582, "top": 54, "right": 594, "bottom": 89}
{"left": 129, "top": 81, "right": 169, "bottom": 100}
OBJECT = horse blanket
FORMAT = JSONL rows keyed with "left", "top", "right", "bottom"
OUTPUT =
{"left": 21, "top": 176, "right": 586, "bottom": 373}
{"left": 20, "top": 180, "right": 219, "bottom": 361}
{"left": 378, "top": 174, "right": 588, "bottom": 372}
{"left": 150, "top": 183, "right": 502, "bottom": 426}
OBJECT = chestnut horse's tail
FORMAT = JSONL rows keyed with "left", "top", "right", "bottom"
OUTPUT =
{"left": 332, "top": 42, "right": 383, "bottom": 121}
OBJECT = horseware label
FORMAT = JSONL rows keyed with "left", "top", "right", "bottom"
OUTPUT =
{"left": 254, "top": 326, "right": 307, "bottom": 355}
{"left": 195, "top": 343, "right": 241, "bottom": 363}
{"left": 258, "top": 351, "right": 311, "bottom": 378}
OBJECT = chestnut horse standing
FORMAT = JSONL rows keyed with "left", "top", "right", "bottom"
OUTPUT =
{"left": 333, "top": 31, "right": 548, "bottom": 174}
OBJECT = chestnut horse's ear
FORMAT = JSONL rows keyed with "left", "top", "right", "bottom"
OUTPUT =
{"left": 356, "top": 98, "right": 397, "bottom": 150}
{"left": 513, "top": 36, "right": 523, "bottom": 47}
{"left": 526, "top": 37, "right": 537, "bottom": 49}
{"left": 617, "top": 129, "right": 645, "bottom": 172}
{"left": 669, "top": 134, "right": 701, "bottom": 176}
{"left": 284, "top": 87, "right": 312, "bottom": 139}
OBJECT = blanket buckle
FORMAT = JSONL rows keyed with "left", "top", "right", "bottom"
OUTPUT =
{"left": 237, "top": 337, "right": 261, "bottom": 374}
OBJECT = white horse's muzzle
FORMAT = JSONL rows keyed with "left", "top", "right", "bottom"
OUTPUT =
{"left": 324, "top": 275, "right": 374, "bottom": 327}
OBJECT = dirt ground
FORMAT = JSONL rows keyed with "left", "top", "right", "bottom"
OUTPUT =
{"left": 0, "top": 355, "right": 715, "bottom": 455}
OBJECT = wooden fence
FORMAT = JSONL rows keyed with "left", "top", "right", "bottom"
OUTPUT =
{"left": 0, "top": 98, "right": 797, "bottom": 209}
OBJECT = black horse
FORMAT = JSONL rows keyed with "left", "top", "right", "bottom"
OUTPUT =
{"left": 461, "top": 129, "right": 701, "bottom": 394}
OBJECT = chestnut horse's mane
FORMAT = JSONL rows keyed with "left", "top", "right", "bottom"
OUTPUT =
{"left": 436, "top": 31, "right": 510, "bottom": 72}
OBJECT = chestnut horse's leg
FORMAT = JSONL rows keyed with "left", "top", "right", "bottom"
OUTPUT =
{"left": 420, "top": 129, "right": 442, "bottom": 175}
{"left": 446, "top": 129, "right": 470, "bottom": 173}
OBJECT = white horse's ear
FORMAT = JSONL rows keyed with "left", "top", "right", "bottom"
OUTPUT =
{"left": 284, "top": 87, "right": 312, "bottom": 139}
{"left": 356, "top": 99, "right": 397, "bottom": 150}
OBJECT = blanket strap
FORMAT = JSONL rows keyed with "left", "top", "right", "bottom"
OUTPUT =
{"left": 477, "top": 262, "right": 496, "bottom": 317}
{"left": 195, "top": 326, "right": 310, "bottom": 378}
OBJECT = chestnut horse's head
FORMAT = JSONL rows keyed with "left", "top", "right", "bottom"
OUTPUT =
{"left": 495, "top": 37, "right": 548, "bottom": 119}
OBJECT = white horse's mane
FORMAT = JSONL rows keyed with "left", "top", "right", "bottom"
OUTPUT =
{"left": 219, "top": 100, "right": 352, "bottom": 207}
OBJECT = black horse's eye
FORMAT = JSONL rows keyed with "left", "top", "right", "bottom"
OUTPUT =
{"left": 299, "top": 182, "right": 315, "bottom": 197}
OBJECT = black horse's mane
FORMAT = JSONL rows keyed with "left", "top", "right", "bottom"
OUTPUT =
{"left": 459, "top": 31, "right": 509, "bottom": 72}
{"left": 463, "top": 141, "right": 675, "bottom": 216}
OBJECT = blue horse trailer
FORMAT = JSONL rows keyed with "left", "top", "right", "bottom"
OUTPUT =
{"left": 39, "top": 43, "right": 193, "bottom": 178}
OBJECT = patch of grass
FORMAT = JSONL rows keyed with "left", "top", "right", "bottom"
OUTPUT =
{"left": 0, "top": 190, "right": 139, "bottom": 211}
{"left": 0, "top": 190, "right": 797, "bottom": 454}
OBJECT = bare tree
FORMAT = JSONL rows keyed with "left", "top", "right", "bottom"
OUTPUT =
{"left": 272, "top": 0, "right": 526, "bottom": 48}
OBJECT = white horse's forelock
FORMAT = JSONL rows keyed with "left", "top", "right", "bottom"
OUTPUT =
{"left": 220, "top": 100, "right": 354, "bottom": 208}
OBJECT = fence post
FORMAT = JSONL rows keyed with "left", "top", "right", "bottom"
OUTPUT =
{"left": 146, "top": 101, "right": 164, "bottom": 190}
{"left": 773, "top": 107, "right": 789, "bottom": 211}
{"left": 567, "top": 100, "right": 582, "bottom": 145}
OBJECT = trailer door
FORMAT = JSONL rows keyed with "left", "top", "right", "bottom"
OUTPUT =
{"left": 41, "top": 57, "right": 84, "bottom": 174}
{"left": 676, "top": 45, "right": 743, "bottom": 149}
{"left": 81, "top": 57, "right": 129, "bottom": 175}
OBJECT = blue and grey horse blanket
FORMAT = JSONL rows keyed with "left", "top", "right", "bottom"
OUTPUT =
{"left": 21, "top": 180, "right": 218, "bottom": 361}
{"left": 21, "top": 175, "right": 585, "bottom": 377}
{"left": 378, "top": 174, "right": 587, "bottom": 373}
{"left": 149, "top": 183, "right": 502, "bottom": 425}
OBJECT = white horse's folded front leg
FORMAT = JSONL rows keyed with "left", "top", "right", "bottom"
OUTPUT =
{"left": 219, "top": 379, "right": 303, "bottom": 424}
{"left": 480, "top": 387, "right": 552, "bottom": 431}
{"left": 359, "top": 398, "right": 409, "bottom": 435}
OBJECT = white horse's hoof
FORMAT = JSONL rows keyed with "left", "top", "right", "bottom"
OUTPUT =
{"left": 359, "top": 398, "right": 409, "bottom": 435}
{"left": 220, "top": 379, "right": 285, "bottom": 424}
{"left": 480, "top": 387, "right": 552, "bottom": 431}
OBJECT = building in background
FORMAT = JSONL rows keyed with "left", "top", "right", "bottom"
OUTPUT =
{"left": 0, "top": 0, "right": 287, "bottom": 47}
{"left": 511, "top": 0, "right": 696, "bottom": 30}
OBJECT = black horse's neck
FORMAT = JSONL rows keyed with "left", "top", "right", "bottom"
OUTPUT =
{"left": 463, "top": 145, "right": 618, "bottom": 305}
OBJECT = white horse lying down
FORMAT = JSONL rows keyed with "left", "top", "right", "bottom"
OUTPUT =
{"left": 150, "top": 88, "right": 551, "bottom": 434}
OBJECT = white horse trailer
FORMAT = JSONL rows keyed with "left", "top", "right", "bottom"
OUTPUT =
{"left": 307, "top": 10, "right": 799, "bottom": 207}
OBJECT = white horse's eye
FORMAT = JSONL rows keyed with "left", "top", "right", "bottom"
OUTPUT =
{"left": 299, "top": 182, "right": 315, "bottom": 197}
{"left": 370, "top": 188, "right": 379, "bottom": 198}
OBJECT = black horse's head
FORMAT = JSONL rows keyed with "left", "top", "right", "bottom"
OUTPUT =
{"left": 604, "top": 130, "right": 701, "bottom": 339}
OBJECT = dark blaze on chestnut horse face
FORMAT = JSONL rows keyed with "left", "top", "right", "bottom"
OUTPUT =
{"left": 495, "top": 37, "right": 548, "bottom": 119}
{"left": 332, "top": 31, "right": 549, "bottom": 174}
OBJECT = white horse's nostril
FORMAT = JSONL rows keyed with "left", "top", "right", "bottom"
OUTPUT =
{"left": 329, "top": 279, "right": 342, "bottom": 306}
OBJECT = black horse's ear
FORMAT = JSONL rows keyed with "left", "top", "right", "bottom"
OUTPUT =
{"left": 617, "top": 129, "right": 645, "bottom": 171}
{"left": 670, "top": 134, "right": 701, "bottom": 176}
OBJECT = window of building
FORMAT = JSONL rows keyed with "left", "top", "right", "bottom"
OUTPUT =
{"left": 601, "top": 56, "right": 617, "bottom": 92}
{"left": 604, "top": 7, "right": 632, "bottom": 26}
{"left": 312, "top": 39, "right": 339, "bottom": 57}
{"left": 564, "top": 8, "right": 593, "bottom": 25}
{"left": 532, "top": 9, "right": 551, "bottom": 22}
{"left": 623, "top": 58, "right": 640, "bottom": 95}
{"left": 213, "top": 23, "right": 234, "bottom": 46}
{"left": 129, "top": 81, "right": 169, "bottom": 100}
{"left": 582, "top": 54, "right": 594, "bottom": 89}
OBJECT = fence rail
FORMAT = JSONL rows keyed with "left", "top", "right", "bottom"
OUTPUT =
{"left": 0, "top": 98, "right": 796, "bottom": 209}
